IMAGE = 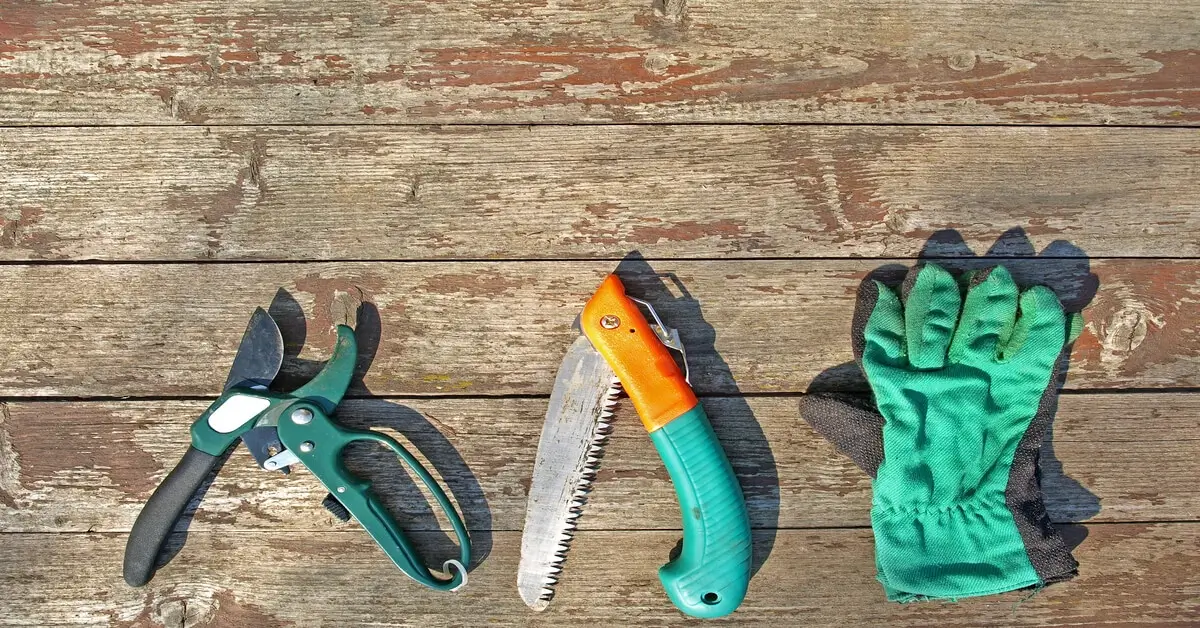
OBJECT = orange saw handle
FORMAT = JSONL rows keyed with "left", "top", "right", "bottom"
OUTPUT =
{"left": 580, "top": 274, "right": 697, "bottom": 432}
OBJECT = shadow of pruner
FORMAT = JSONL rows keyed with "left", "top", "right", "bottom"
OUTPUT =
{"left": 614, "top": 252, "right": 780, "bottom": 577}
{"left": 806, "top": 227, "right": 1101, "bottom": 543}
{"left": 268, "top": 289, "right": 492, "bottom": 573}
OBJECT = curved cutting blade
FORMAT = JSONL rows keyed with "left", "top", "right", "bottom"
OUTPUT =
{"left": 225, "top": 307, "right": 286, "bottom": 472}
{"left": 224, "top": 307, "right": 284, "bottom": 392}
{"left": 518, "top": 335, "right": 620, "bottom": 610}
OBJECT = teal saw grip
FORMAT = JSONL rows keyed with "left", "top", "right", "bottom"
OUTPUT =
{"left": 649, "top": 404, "right": 752, "bottom": 618}
{"left": 277, "top": 402, "right": 471, "bottom": 591}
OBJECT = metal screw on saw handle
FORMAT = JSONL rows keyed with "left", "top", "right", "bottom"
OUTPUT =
{"left": 600, "top": 315, "right": 620, "bottom": 329}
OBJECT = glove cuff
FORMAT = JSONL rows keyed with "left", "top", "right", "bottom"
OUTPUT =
{"left": 870, "top": 376, "right": 1079, "bottom": 602}
{"left": 871, "top": 499, "right": 1064, "bottom": 601}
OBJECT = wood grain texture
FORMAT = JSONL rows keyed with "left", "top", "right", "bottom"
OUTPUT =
{"left": 0, "top": 259, "right": 1193, "bottom": 397}
{"left": 1, "top": 525, "right": 1198, "bottom": 626}
{"left": 3, "top": 125, "right": 1199, "bottom": 261}
{"left": 4, "top": 3, "right": 1198, "bottom": 624}
{"left": 1, "top": 394, "right": 1195, "bottom": 533}
{"left": 2, "top": 0, "right": 1199, "bottom": 125}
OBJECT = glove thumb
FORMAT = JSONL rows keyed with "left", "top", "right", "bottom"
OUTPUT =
{"left": 799, "top": 393, "right": 885, "bottom": 479}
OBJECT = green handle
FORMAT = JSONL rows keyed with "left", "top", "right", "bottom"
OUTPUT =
{"left": 277, "top": 402, "right": 471, "bottom": 591}
{"left": 190, "top": 389, "right": 278, "bottom": 455}
{"left": 649, "top": 404, "right": 752, "bottom": 618}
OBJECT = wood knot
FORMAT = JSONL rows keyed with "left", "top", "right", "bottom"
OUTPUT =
{"left": 1100, "top": 304, "right": 1154, "bottom": 364}
{"left": 652, "top": 0, "right": 687, "bottom": 22}
{"left": 330, "top": 289, "right": 366, "bottom": 330}
{"left": 946, "top": 50, "right": 977, "bottom": 72}
{"left": 643, "top": 51, "right": 674, "bottom": 75}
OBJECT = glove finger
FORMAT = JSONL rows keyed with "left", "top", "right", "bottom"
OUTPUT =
{"left": 799, "top": 393, "right": 885, "bottom": 478}
{"left": 1004, "top": 285, "right": 1068, "bottom": 375}
{"left": 950, "top": 266, "right": 1019, "bottom": 365}
{"left": 900, "top": 263, "right": 961, "bottom": 370}
{"left": 853, "top": 279, "right": 906, "bottom": 369}
{"left": 1067, "top": 312, "right": 1084, "bottom": 344}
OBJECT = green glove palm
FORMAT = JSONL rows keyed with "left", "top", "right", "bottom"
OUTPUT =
{"left": 804, "top": 263, "right": 1080, "bottom": 601}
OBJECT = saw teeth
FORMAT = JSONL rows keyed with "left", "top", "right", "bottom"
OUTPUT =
{"left": 523, "top": 375, "right": 623, "bottom": 608}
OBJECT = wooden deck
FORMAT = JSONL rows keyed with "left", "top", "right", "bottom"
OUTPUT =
{"left": 1, "top": 1, "right": 1198, "bottom": 625}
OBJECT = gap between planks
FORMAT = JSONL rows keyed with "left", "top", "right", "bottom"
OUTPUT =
{"left": 4, "top": 122, "right": 1200, "bottom": 129}
{"left": 3, "top": 520, "right": 1200, "bottom": 535}
{"left": 2, "top": 256, "right": 1200, "bottom": 268}
{"left": 4, "top": 389, "right": 1200, "bottom": 403}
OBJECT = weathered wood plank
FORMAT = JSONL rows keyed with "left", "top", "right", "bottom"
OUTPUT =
{"left": 3, "top": 125, "right": 1199, "bottom": 261}
{"left": 0, "top": 260, "right": 1194, "bottom": 397}
{"left": 1, "top": 394, "right": 1194, "bottom": 533}
{"left": 2, "top": 0, "right": 1199, "bottom": 125}
{"left": 1, "top": 525, "right": 1197, "bottom": 626}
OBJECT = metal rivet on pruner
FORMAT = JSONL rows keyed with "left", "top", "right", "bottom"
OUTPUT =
{"left": 600, "top": 315, "right": 620, "bottom": 329}
{"left": 299, "top": 441, "right": 315, "bottom": 453}
{"left": 291, "top": 408, "right": 314, "bottom": 425}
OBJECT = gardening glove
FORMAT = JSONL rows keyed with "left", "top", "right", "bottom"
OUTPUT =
{"left": 801, "top": 263, "right": 1082, "bottom": 601}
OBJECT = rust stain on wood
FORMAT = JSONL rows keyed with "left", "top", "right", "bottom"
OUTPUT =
{"left": 0, "top": 206, "right": 61, "bottom": 258}
{"left": 107, "top": 590, "right": 158, "bottom": 628}
{"left": 162, "top": 133, "right": 268, "bottom": 256}
{"left": 201, "top": 501, "right": 286, "bottom": 526}
{"left": 629, "top": 218, "right": 747, "bottom": 244}
{"left": 1, "top": 126, "right": 1198, "bottom": 260}
{"left": 5, "top": 526, "right": 1200, "bottom": 624}
{"left": 389, "top": 42, "right": 1200, "bottom": 123}
{"left": 418, "top": 269, "right": 523, "bottom": 298}
{"left": 568, "top": 215, "right": 761, "bottom": 248}
{"left": 763, "top": 127, "right": 935, "bottom": 244}
{"left": 921, "top": 50, "right": 1200, "bottom": 121}
{"left": 150, "top": 86, "right": 211, "bottom": 123}
{"left": 3, "top": 404, "right": 161, "bottom": 499}
{"left": 594, "top": 467, "right": 670, "bottom": 482}
{"left": 0, "top": 404, "right": 20, "bottom": 509}
{"left": 109, "top": 588, "right": 294, "bottom": 628}
{"left": 0, "top": 3, "right": 1196, "bottom": 124}
{"left": 291, "top": 273, "right": 386, "bottom": 345}
{"left": 0, "top": 260, "right": 1195, "bottom": 397}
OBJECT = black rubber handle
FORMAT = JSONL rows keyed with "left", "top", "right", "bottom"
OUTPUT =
{"left": 123, "top": 446, "right": 220, "bottom": 586}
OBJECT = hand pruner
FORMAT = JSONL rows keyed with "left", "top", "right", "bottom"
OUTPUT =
{"left": 122, "top": 304, "right": 470, "bottom": 591}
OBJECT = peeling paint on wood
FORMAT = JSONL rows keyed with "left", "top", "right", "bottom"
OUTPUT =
{"left": 0, "top": 394, "right": 1195, "bottom": 533}
{"left": 1, "top": 525, "right": 1198, "bottom": 626}
{"left": 1, "top": 1, "right": 1198, "bottom": 124}
{"left": 0, "top": 260, "right": 1194, "bottom": 397}
{"left": 1, "top": 126, "right": 1198, "bottom": 260}
{"left": 2, "top": 2, "right": 1198, "bottom": 624}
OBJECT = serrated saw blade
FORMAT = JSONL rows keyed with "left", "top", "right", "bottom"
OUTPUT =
{"left": 518, "top": 335, "right": 620, "bottom": 610}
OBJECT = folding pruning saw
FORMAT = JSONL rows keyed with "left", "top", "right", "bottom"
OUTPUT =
{"left": 123, "top": 304, "right": 470, "bottom": 591}
{"left": 518, "top": 274, "right": 752, "bottom": 618}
